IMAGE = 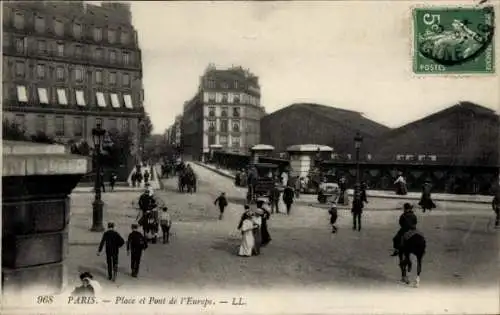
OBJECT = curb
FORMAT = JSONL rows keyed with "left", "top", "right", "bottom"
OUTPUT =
{"left": 194, "top": 162, "right": 492, "bottom": 205}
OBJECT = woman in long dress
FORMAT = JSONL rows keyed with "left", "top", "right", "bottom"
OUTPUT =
{"left": 238, "top": 213, "right": 256, "bottom": 257}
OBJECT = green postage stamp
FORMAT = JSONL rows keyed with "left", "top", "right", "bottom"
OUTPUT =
{"left": 413, "top": 6, "right": 495, "bottom": 74}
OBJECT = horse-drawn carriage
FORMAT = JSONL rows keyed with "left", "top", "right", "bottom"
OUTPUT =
{"left": 246, "top": 162, "right": 279, "bottom": 204}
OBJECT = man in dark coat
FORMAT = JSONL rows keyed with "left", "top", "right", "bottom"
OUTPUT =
{"left": 391, "top": 203, "right": 418, "bottom": 256}
{"left": 127, "top": 224, "right": 148, "bottom": 277}
{"left": 269, "top": 186, "right": 281, "bottom": 214}
{"left": 97, "top": 222, "right": 125, "bottom": 281}
{"left": 282, "top": 185, "right": 295, "bottom": 215}
{"left": 351, "top": 187, "right": 364, "bottom": 231}
{"left": 109, "top": 172, "right": 117, "bottom": 191}
{"left": 214, "top": 192, "right": 228, "bottom": 220}
{"left": 418, "top": 179, "right": 436, "bottom": 212}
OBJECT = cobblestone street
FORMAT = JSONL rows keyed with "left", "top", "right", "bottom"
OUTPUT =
{"left": 66, "top": 164, "right": 499, "bottom": 293}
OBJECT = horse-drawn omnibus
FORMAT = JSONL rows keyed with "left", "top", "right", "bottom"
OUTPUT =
{"left": 246, "top": 162, "right": 279, "bottom": 203}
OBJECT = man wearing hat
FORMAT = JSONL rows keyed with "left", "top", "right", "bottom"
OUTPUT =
{"left": 127, "top": 224, "right": 148, "bottom": 277}
{"left": 391, "top": 203, "right": 418, "bottom": 256}
{"left": 97, "top": 222, "right": 125, "bottom": 281}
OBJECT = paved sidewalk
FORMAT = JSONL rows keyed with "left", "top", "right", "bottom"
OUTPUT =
{"left": 194, "top": 162, "right": 494, "bottom": 204}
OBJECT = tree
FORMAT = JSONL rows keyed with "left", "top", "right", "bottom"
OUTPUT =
{"left": 139, "top": 112, "right": 153, "bottom": 141}
{"left": 104, "top": 129, "right": 134, "bottom": 168}
{"left": 3, "top": 119, "right": 28, "bottom": 141}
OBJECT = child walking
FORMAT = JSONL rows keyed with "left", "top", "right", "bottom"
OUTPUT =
{"left": 159, "top": 207, "right": 172, "bottom": 244}
{"left": 329, "top": 203, "right": 338, "bottom": 233}
{"left": 214, "top": 192, "right": 228, "bottom": 220}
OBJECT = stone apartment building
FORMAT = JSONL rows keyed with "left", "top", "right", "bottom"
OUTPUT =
{"left": 181, "top": 64, "right": 265, "bottom": 161}
{"left": 2, "top": 1, "right": 144, "bottom": 154}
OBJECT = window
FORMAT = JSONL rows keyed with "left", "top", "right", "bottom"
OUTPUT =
{"left": 208, "top": 80, "right": 215, "bottom": 88}
{"left": 14, "top": 12, "right": 24, "bottom": 29}
{"left": 54, "top": 19, "right": 64, "bottom": 36}
{"left": 122, "top": 119, "right": 130, "bottom": 132}
{"left": 56, "top": 43, "right": 65, "bottom": 57}
{"left": 347, "top": 154, "right": 352, "bottom": 160}
{"left": 418, "top": 155, "right": 425, "bottom": 161}
{"left": 15, "top": 37, "right": 25, "bottom": 54}
{"left": 108, "top": 29, "right": 116, "bottom": 43}
{"left": 37, "top": 40, "right": 46, "bottom": 53}
{"left": 222, "top": 93, "right": 228, "bottom": 103}
{"left": 123, "top": 51, "right": 130, "bottom": 65}
{"left": 109, "top": 72, "right": 117, "bottom": 85}
{"left": 221, "top": 82, "right": 229, "bottom": 89}
{"left": 208, "top": 135, "right": 216, "bottom": 145}
{"left": 74, "top": 117, "right": 83, "bottom": 137}
{"left": 110, "top": 93, "right": 120, "bottom": 108}
{"left": 37, "top": 88, "right": 49, "bottom": 104}
{"left": 208, "top": 121, "right": 216, "bottom": 132}
{"left": 221, "top": 107, "right": 228, "bottom": 117}
{"left": 15, "top": 61, "right": 25, "bottom": 77}
{"left": 208, "top": 107, "right": 215, "bottom": 117}
{"left": 232, "top": 107, "right": 240, "bottom": 117}
{"left": 95, "top": 118, "right": 103, "bottom": 127}
{"left": 95, "top": 70, "right": 102, "bottom": 84}
{"left": 220, "top": 135, "right": 228, "bottom": 145}
{"left": 234, "top": 81, "right": 239, "bottom": 89}
{"left": 405, "top": 155, "right": 414, "bottom": 161}
{"left": 120, "top": 31, "right": 129, "bottom": 44}
{"left": 36, "top": 115, "right": 46, "bottom": 133}
{"left": 233, "top": 94, "right": 240, "bottom": 104}
{"left": 220, "top": 119, "right": 228, "bottom": 133}
{"left": 96, "top": 92, "right": 106, "bottom": 107}
{"left": 55, "top": 116, "right": 65, "bottom": 136}
{"left": 57, "top": 88, "right": 68, "bottom": 105}
{"left": 15, "top": 114, "right": 26, "bottom": 130}
{"left": 232, "top": 136, "right": 240, "bottom": 147}
{"left": 94, "top": 48, "right": 103, "bottom": 60}
{"left": 123, "top": 94, "right": 133, "bottom": 108}
{"left": 73, "top": 23, "right": 82, "bottom": 38}
{"left": 74, "top": 67, "right": 84, "bottom": 82}
{"left": 76, "top": 90, "right": 85, "bottom": 106}
{"left": 208, "top": 93, "right": 215, "bottom": 102}
{"left": 232, "top": 121, "right": 240, "bottom": 132}
{"left": 396, "top": 154, "right": 404, "bottom": 161}
{"left": 429, "top": 155, "right": 437, "bottom": 161}
{"left": 36, "top": 64, "right": 46, "bottom": 79}
{"left": 75, "top": 45, "right": 83, "bottom": 58}
{"left": 93, "top": 27, "right": 102, "bottom": 41}
{"left": 35, "top": 16, "right": 45, "bottom": 33}
{"left": 123, "top": 73, "right": 130, "bottom": 86}
{"left": 56, "top": 66, "right": 65, "bottom": 81}
{"left": 16, "top": 85, "right": 28, "bottom": 102}
{"left": 109, "top": 50, "right": 117, "bottom": 63}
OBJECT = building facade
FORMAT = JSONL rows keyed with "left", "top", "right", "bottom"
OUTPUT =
{"left": 2, "top": 1, "right": 144, "bottom": 156}
{"left": 260, "top": 103, "right": 389, "bottom": 155}
{"left": 181, "top": 64, "right": 265, "bottom": 161}
{"left": 165, "top": 114, "right": 182, "bottom": 147}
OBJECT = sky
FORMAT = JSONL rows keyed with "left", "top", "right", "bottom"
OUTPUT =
{"left": 122, "top": 0, "right": 499, "bottom": 133}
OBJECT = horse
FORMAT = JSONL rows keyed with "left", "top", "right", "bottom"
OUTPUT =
{"left": 138, "top": 210, "right": 159, "bottom": 244}
{"left": 398, "top": 230, "right": 426, "bottom": 287}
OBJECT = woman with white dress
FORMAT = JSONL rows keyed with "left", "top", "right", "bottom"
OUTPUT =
{"left": 238, "top": 212, "right": 256, "bottom": 257}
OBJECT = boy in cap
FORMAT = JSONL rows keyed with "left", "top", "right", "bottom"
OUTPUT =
{"left": 214, "top": 192, "right": 228, "bottom": 220}
{"left": 159, "top": 207, "right": 172, "bottom": 243}
{"left": 97, "top": 222, "right": 125, "bottom": 281}
{"left": 127, "top": 224, "right": 148, "bottom": 277}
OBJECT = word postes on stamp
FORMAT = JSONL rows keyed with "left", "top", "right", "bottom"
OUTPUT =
{"left": 413, "top": 6, "right": 495, "bottom": 74}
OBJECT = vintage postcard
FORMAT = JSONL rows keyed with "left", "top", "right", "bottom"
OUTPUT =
{"left": 1, "top": 0, "right": 499, "bottom": 315}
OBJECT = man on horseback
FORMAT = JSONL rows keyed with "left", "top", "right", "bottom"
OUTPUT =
{"left": 391, "top": 202, "right": 418, "bottom": 256}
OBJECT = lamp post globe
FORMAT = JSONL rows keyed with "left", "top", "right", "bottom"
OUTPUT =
{"left": 90, "top": 123, "right": 106, "bottom": 232}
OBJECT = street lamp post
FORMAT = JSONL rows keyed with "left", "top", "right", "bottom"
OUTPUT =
{"left": 354, "top": 132, "right": 363, "bottom": 186}
{"left": 90, "top": 123, "right": 106, "bottom": 232}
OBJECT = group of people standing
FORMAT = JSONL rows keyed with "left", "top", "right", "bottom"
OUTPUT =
{"left": 237, "top": 199, "right": 272, "bottom": 257}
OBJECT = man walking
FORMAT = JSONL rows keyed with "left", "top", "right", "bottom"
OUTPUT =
{"left": 97, "top": 222, "right": 125, "bottom": 281}
{"left": 269, "top": 186, "right": 281, "bottom": 214}
{"left": 283, "top": 184, "right": 295, "bottom": 215}
{"left": 159, "top": 207, "right": 172, "bottom": 243}
{"left": 214, "top": 192, "right": 228, "bottom": 220}
{"left": 127, "top": 224, "right": 148, "bottom": 277}
{"left": 351, "top": 186, "right": 364, "bottom": 231}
